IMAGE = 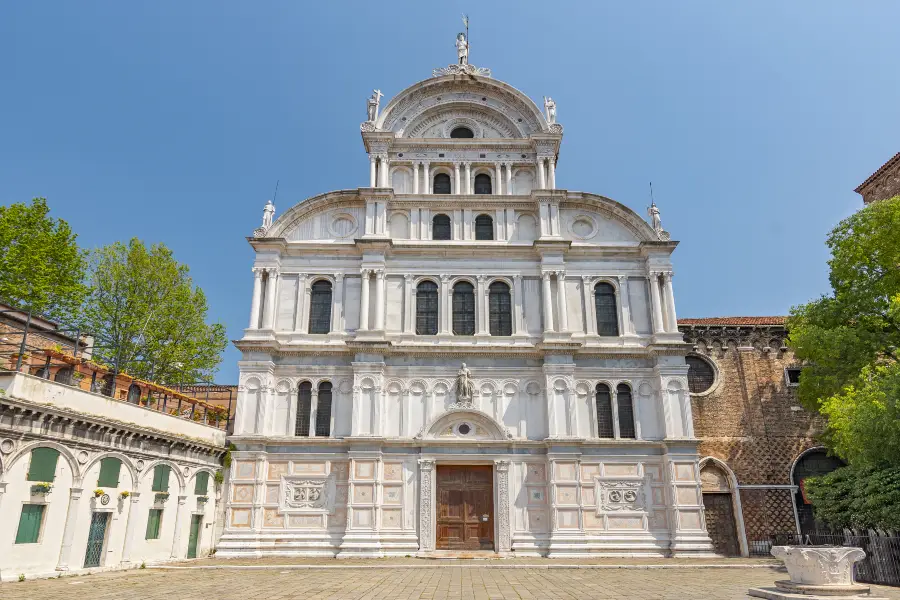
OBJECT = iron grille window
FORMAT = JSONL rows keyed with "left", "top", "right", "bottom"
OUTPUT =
{"left": 295, "top": 382, "right": 312, "bottom": 436}
{"left": 315, "top": 382, "right": 333, "bottom": 436}
{"left": 686, "top": 356, "right": 716, "bottom": 394}
{"left": 452, "top": 282, "right": 476, "bottom": 335}
{"left": 433, "top": 214, "right": 451, "bottom": 240}
{"left": 475, "top": 214, "right": 494, "bottom": 240}
{"left": 416, "top": 281, "right": 439, "bottom": 335}
{"left": 474, "top": 173, "right": 492, "bottom": 195}
{"left": 433, "top": 174, "right": 451, "bottom": 194}
{"left": 596, "top": 384, "right": 614, "bottom": 438}
{"left": 616, "top": 383, "right": 636, "bottom": 439}
{"left": 489, "top": 281, "right": 512, "bottom": 336}
{"left": 594, "top": 282, "right": 620, "bottom": 336}
{"left": 308, "top": 280, "right": 333, "bottom": 334}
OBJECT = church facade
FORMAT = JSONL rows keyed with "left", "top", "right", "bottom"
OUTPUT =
{"left": 218, "top": 50, "right": 714, "bottom": 558}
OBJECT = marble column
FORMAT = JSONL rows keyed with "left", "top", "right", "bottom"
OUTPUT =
{"left": 119, "top": 491, "right": 141, "bottom": 564}
{"left": 541, "top": 273, "right": 554, "bottom": 333}
{"left": 555, "top": 271, "right": 569, "bottom": 332}
{"left": 379, "top": 156, "right": 390, "bottom": 188}
{"left": 537, "top": 158, "right": 546, "bottom": 189}
{"left": 248, "top": 268, "right": 263, "bottom": 329}
{"left": 55, "top": 486, "right": 84, "bottom": 570}
{"left": 295, "top": 273, "right": 308, "bottom": 332}
{"left": 582, "top": 276, "right": 597, "bottom": 336}
{"left": 494, "top": 460, "right": 511, "bottom": 553}
{"left": 505, "top": 163, "right": 513, "bottom": 195}
{"left": 512, "top": 275, "right": 524, "bottom": 335}
{"left": 358, "top": 269, "right": 371, "bottom": 331}
{"left": 331, "top": 273, "right": 344, "bottom": 333}
{"left": 494, "top": 163, "right": 502, "bottom": 195}
{"left": 454, "top": 162, "right": 461, "bottom": 195}
{"left": 663, "top": 272, "right": 678, "bottom": 333}
{"left": 648, "top": 272, "right": 665, "bottom": 334}
{"left": 263, "top": 270, "right": 278, "bottom": 330}
{"left": 439, "top": 275, "right": 450, "bottom": 334}
{"left": 403, "top": 274, "right": 414, "bottom": 334}
{"left": 476, "top": 275, "right": 488, "bottom": 335}
{"left": 412, "top": 162, "right": 419, "bottom": 194}
{"left": 617, "top": 275, "right": 634, "bottom": 335}
{"left": 423, "top": 162, "right": 431, "bottom": 194}
{"left": 373, "top": 269, "right": 386, "bottom": 331}
{"left": 170, "top": 495, "right": 187, "bottom": 558}
{"left": 464, "top": 162, "right": 472, "bottom": 194}
{"left": 310, "top": 389, "right": 319, "bottom": 437}
{"left": 369, "top": 155, "right": 377, "bottom": 187}
{"left": 418, "top": 459, "right": 436, "bottom": 552}
{"left": 548, "top": 158, "right": 556, "bottom": 189}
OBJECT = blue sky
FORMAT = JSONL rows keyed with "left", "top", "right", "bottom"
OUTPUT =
{"left": 2, "top": 2, "right": 898, "bottom": 383}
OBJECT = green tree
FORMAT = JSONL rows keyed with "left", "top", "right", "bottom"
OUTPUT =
{"left": 82, "top": 239, "right": 227, "bottom": 384}
{"left": 0, "top": 198, "right": 86, "bottom": 319}
{"left": 788, "top": 195, "right": 900, "bottom": 468}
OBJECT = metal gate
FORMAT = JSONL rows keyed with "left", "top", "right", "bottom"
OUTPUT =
{"left": 83, "top": 512, "right": 110, "bottom": 568}
{"left": 187, "top": 514, "right": 203, "bottom": 559}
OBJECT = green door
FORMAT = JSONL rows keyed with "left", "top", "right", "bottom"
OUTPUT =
{"left": 186, "top": 514, "right": 202, "bottom": 559}
{"left": 83, "top": 512, "right": 110, "bottom": 568}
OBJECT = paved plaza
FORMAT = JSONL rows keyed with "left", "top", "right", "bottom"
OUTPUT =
{"left": 4, "top": 563, "right": 900, "bottom": 600}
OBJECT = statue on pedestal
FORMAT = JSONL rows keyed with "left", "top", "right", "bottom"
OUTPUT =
{"left": 544, "top": 96, "right": 557, "bottom": 124}
{"left": 262, "top": 200, "right": 275, "bottom": 229}
{"left": 456, "top": 32, "right": 469, "bottom": 66}
{"left": 366, "top": 89, "right": 383, "bottom": 123}
{"left": 455, "top": 363, "right": 474, "bottom": 404}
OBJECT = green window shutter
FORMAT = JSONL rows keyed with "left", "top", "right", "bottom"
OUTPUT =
{"left": 97, "top": 457, "right": 122, "bottom": 488}
{"left": 27, "top": 447, "right": 60, "bottom": 482}
{"left": 194, "top": 471, "right": 209, "bottom": 495}
{"left": 152, "top": 465, "right": 170, "bottom": 492}
{"left": 145, "top": 508, "right": 162, "bottom": 539}
{"left": 15, "top": 504, "right": 45, "bottom": 544}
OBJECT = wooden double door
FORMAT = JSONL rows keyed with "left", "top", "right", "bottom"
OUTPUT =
{"left": 436, "top": 465, "right": 494, "bottom": 550}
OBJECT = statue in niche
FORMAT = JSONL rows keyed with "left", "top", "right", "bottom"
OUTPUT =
{"left": 456, "top": 32, "right": 469, "bottom": 66}
{"left": 455, "top": 363, "right": 475, "bottom": 404}
{"left": 366, "top": 89, "right": 383, "bottom": 122}
{"left": 262, "top": 200, "right": 275, "bottom": 229}
{"left": 544, "top": 96, "right": 557, "bottom": 124}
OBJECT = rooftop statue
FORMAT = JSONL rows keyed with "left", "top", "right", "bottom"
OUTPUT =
{"left": 366, "top": 89, "right": 383, "bottom": 123}
{"left": 262, "top": 199, "right": 275, "bottom": 229}
{"left": 456, "top": 32, "right": 469, "bottom": 66}
{"left": 544, "top": 96, "right": 557, "bottom": 124}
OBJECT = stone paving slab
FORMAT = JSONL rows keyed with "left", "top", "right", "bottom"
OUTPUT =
{"left": 174, "top": 555, "right": 781, "bottom": 567}
{"left": 4, "top": 566, "right": 900, "bottom": 600}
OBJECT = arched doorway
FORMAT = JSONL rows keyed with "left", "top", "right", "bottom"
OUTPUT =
{"left": 700, "top": 460, "right": 745, "bottom": 556}
{"left": 791, "top": 448, "right": 844, "bottom": 535}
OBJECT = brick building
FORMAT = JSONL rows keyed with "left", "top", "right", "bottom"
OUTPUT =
{"left": 680, "top": 317, "right": 841, "bottom": 556}
{"left": 855, "top": 151, "right": 900, "bottom": 204}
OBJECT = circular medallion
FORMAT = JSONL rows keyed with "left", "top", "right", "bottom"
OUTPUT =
{"left": 0, "top": 439, "right": 15, "bottom": 454}
{"left": 77, "top": 450, "right": 89, "bottom": 464}
{"left": 100, "top": 493, "right": 110, "bottom": 506}
{"left": 135, "top": 459, "right": 145, "bottom": 471}
{"left": 569, "top": 215, "right": 598, "bottom": 240}
{"left": 329, "top": 213, "right": 358, "bottom": 238}
{"left": 183, "top": 466, "right": 191, "bottom": 477}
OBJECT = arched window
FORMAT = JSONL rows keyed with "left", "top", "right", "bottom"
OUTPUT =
{"left": 474, "top": 173, "right": 492, "bottom": 195}
{"left": 595, "top": 384, "right": 614, "bottom": 438}
{"left": 475, "top": 214, "right": 494, "bottom": 240}
{"left": 54, "top": 367, "right": 73, "bottom": 384}
{"left": 433, "top": 214, "right": 451, "bottom": 240}
{"left": 594, "top": 282, "right": 619, "bottom": 336}
{"left": 452, "top": 281, "right": 476, "bottom": 335}
{"left": 686, "top": 355, "right": 716, "bottom": 394}
{"left": 416, "top": 281, "right": 439, "bottom": 335}
{"left": 308, "top": 280, "right": 333, "bottom": 334}
{"left": 450, "top": 126, "right": 474, "bottom": 138}
{"left": 127, "top": 383, "right": 142, "bottom": 404}
{"left": 433, "top": 173, "right": 451, "bottom": 194}
{"left": 315, "top": 382, "right": 332, "bottom": 437}
{"left": 295, "top": 382, "right": 312, "bottom": 436}
{"left": 488, "top": 281, "right": 512, "bottom": 336}
{"left": 792, "top": 450, "right": 844, "bottom": 535}
{"left": 616, "top": 383, "right": 636, "bottom": 439}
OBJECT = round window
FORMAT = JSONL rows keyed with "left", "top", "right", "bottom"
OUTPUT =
{"left": 686, "top": 355, "right": 716, "bottom": 394}
{"left": 457, "top": 423, "right": 471, "bottom": 435}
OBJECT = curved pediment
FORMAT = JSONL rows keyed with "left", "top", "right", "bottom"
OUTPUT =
{"left": 403, "top": 103, "right": 522, "bottom": 139}
{"left": 265, "top": 190, "right": 363, "bottom": 241}
{"left": 416, "top": 406, "right": 513, "bottom": 441}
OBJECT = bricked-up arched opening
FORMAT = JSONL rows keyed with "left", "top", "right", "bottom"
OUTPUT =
{"left": 791, "top": 448, "right": 844, "bottom": 535}
{"left": 700, "top": 460, "right": 745, "bottom": 556}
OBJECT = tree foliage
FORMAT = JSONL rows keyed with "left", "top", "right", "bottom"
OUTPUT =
{"left": 788, "top": 195, "right": 900, "bottom": 468}
{"left": 0, "top": 198, "right": 86, "bottom": 320}
{"left": 805, "top": 465, "right": 900, "bottom": 531}
{"left": 82, "top": 239, "right": 227, "bottom": 384}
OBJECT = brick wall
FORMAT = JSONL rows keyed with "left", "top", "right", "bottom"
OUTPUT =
{"left": 856, "top": 152, "right": 900, "bottom": 204}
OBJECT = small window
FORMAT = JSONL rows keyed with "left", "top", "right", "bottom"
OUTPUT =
{"left": 594, "top": 283, "right": 619, "bottom": 336}
{"left": 315, "top": 382, "right": 333, "bottom": 437}
{"left": 617, "top": 384, "right": 636, "bottom": 439}
{"left": 296, "top": 382, "right": 312, "bottom": 436}
{"left": 151, "top": 464, "right": 170, "bottom": 493}
{"left": 450, "top": 126, "right": 474, "bottom": 138}
{"left": 433, "top": 173, "right": 451, "bottom": 194}
{"left": 194, "top": 471, "right": 209, "bottom": 496}
{"left": 432, "top": 214, "right": 451, "bottom": 240}
{"left": 145, "top": 508, "right": 163, "bottom": 540}
{"left": 27, "top": 447, "right": 60, "bottom": 482}
{"left": 596, "top": 384, "right": 614, "bottom": 438}
{"left": 452, "top": 281, "right": 476, "bottom": 335}
{"left": 15, "top": 504, "right": 45, "bottom": 544}
{"left": 416, "top": 281, "right": 439, "bottom": 335}
{"left": 785, "top": 367, "right": 802, "bottom": 387}
{"left": 308, "top": 280, "right": 333, "bottom": 334}
{"left": 474, "top": 173, "right": 492, "bottom": 195}
{"left": 475, "top": 214, "right": 494, "bottom": 240}
{"left": 127, "top": 383, "right": 142, "bottom": 404}
{"left": 488, "top": 281, "right": 512, "bottom": 336}
{"left": 686, "top": 355, "right": 716, "bottom": 394}
{"left": 97, "top": 457, "right": 122, "bottom": 488}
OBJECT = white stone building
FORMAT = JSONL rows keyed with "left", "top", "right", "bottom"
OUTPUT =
{"left": 220, "top": 50, "right": 714, "bottom": 558}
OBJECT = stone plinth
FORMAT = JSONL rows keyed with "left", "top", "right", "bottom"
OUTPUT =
{"left": 748, "top": 545, "right": 886, "bottom": 600}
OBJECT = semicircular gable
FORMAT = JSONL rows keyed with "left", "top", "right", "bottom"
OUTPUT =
{"left": 404, "top": 103, "right": 522, "bottom": 139}
{"left": 266, "top": 190, "right": 363, "bottom": 241}
{"left": 560, "top": 193, "right": 661, "bottom": 243}
{"left": 377, "top": 76, "right": 547, "bottom": 136}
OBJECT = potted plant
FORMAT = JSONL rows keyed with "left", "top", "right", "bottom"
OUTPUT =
{"left": 154, "top": 491, "right": 170, "bottom": 504}
{"left": 93, "top": 488, "right": 104, "bottom": 498}
{"left": 197, "top": 495, "right": 209, "bottom": 505}
{"left": 30, "top": 482, "right": 52, "bottom": 496}
{"left": 119, "top": 490, "right": 131, "bottom": 499}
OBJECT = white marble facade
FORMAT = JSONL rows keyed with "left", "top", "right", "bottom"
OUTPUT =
{"left": 219, "top": 55, "right": 714, "bottom": 558}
